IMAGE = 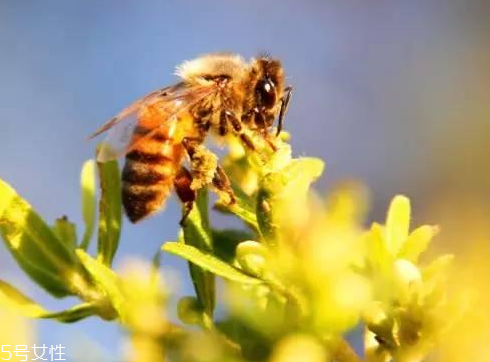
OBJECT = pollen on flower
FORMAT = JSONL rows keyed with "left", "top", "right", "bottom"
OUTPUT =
{"left": 394, "top": 259, "right": 422, "bottom": 285}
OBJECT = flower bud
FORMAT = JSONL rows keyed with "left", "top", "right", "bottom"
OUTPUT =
{"left": 177, "top": 296, "right": 204, "bottom": 326}
{"left": 236, "top": 240, "right": 269, "bottom": 278}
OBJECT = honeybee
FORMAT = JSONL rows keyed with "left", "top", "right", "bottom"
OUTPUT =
{"left": 89, "top": 53, "right": 292, "bottom": 224}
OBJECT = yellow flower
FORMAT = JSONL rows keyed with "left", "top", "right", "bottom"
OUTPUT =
{"left": 362, "top": 195, "right": 456, "bottom": 362}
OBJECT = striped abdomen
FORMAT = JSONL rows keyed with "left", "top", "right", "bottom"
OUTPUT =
{"left": 122, "top": 108, "right": 186, "bottom": 223}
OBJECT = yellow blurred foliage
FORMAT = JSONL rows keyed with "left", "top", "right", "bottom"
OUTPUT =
{"left": 119, "top": 259, "right": 168, "bottom": 362}
{"left": 430, "top": 205, "right": 490, "bottom": 362}
{"left": 269, "top": 335, "right": 327, "bottom": 362}
{"left": 0, "top": 308, "right": 34, "bottom": 362}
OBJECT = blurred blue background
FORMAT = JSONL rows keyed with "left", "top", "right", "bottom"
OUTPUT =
{"left": 1, "top": 0, "right": 489, "bottom": 360}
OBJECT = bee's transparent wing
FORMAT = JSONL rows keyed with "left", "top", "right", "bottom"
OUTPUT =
{"left": 88, "top": 82, "right": 217, "bottom": 162}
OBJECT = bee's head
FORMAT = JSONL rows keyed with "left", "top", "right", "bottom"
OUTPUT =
{"left": 252, "top": 56, "right": 285, "bottom": 111}
{"left": 247, "top": 55, "right": 291, "bottom": 136}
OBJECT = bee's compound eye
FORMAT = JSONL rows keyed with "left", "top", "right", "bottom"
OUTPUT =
{"left": 256, "top": 79, "right": 276, "bottom": 109}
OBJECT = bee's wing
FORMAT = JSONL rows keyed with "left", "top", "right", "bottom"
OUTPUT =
{"left": 88, "top": 82, "right": 217, "bottom": 162}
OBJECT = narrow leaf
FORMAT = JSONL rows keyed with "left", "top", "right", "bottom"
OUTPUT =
{"left": 0, "top": 178, "right": 79, "bottom": 297}
{"left": 42, "top": 303, "right": 97, "bottom": 323}
{"left": 183, "top": 188, "right": 213, "bottom": 250}
{"left": 150, "top": 250, "right": 162, "bottom": 287}
{"left": 365, "top": 223, "right": 393, "bottom": 274}
{"left": 182, "top": 188, "right": 215, "bottom": 315}
{"left": 163, "top": 242, "right": 262, "bottom": 285}
{"left": 212, "top": 228, "right": 255, "bottom": 263}
{"left": 385, "top": 195, "right": 411, "bottom": 255}
{"left": 96, "top": 160, "right": 122, "bottom": 266}
{"left": 52, "top": 216, "right": 77, "bottom": 250}
{"left": 214, "top": 185, "right": 259, "bottom": 232}
{"left": 76, "top": 249, "right": 122, "bottom": 321}
{"left": 399, "top": 225, "right": 439, "bottom": 262}
{"left": 80, "top": 160, "right": 97, "bottom": 250}
{"left": 152, "top": 250, "right": 162, "bottom": 271}
{"left": 0, "top": 279, "right": 96, "bottom": 323}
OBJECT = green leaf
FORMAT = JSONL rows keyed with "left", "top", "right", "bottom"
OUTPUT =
{"left": 183, "top": 188, "right": 213, "bottom": 250}
{"left": 398, "top": 225, "right": 439, "bottom": 262}
{"left": 76, "top": 249, "right": 121, "bottom": 321}
{"left": 163, "top": 242, "right": 262, "bottom": 285}
{"left": 42, "top": 303, "right": 97, "bottom": 323}
{"left": 216, "top": 317, "right": 272, "bottom": 360}
{"left": 152, "top": 249, "right": 162, "bottom": 271}
{"left": 96, "top": 159, "right": 122, "bottom": 266}
{"left": 80, "top": 160, "right": 97, "bottom": 250}
{"left": 257, "top": 157, "right": 324, "bottom": 243}
{"left": 181, "top": 188, "right": 215, "bottom": 316}
{"left": 177, "top": 296, "right": 205, "bottom": 326}
{"left": 0, "top": 178, "right": 79, "bottom": 297}
{"left": 150, "top": 250, "right": 162, "bottom": 287}
{"left": 0, "top": 279, "right": 96, "bottom": 323}
{"left": 214, "top": 185, "right": 259, "bottom": 232}
{"left": 52, "top": 216, "right": 77, "bottom": 250}
{"left": 212, "top": 228, "right": 255, "bottom": 263}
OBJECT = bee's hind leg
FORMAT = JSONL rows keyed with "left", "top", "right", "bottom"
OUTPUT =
{"left": 173, "top": 166, "right": 196, "bottom": 226}
{"left": 182, "top": 136, "right": 236, "bottom": 207}
{"left": 182, "top": 137, "right": 217, "bottom": 191}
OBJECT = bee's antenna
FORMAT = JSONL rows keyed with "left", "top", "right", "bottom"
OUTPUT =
{"left": 277, "top": 85, "right": 292, "bottom": 136}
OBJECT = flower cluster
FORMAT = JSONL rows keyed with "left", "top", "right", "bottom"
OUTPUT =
{"left": 0, "top": 135, "right": 467, "bottom": 362}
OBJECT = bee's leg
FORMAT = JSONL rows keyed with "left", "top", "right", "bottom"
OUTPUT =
{"left": 262, "top": 131, "right": 279, "bottom": 152}
{"left": 223, "top": 110, "right": 257, "bottom": 152}
{"left": 211, "top": 164, "right": 236, "bottom": 205}
{"left": 224, "top": 110, "right": 278, "bottom": 153}
{"left": 276, "top": 85, "right": 293, "bottom": 136}
{"left": 219, "top": 109, "right": 229, "bottom": 136}
{"left": 174, "top": 166, "right": 196, "bottom": 226}
{"left": 254, "top": 110, "right": 279, "bottom": 151}
{"left": 182, "top": 136, "right": 236, "bottom": 206}
{"left": 181, "top": 137, "right": 200, "bottom": 158}
{"left": 182, "top": 137, "right": 218, "bottom": 191}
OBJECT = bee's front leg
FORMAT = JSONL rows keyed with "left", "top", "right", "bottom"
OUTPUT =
{"left": 224, "top": 110, "right": 277, "bottom": 152}
{"left": 277, "top": 85, "right": 293, "bottom": 136}
{"left": 223, "top": 110, "right": 257, "bottom": 152}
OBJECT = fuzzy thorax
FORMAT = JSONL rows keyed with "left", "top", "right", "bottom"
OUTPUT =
{"left": 175, "top": 53, "right": 248, "bottom": 85}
